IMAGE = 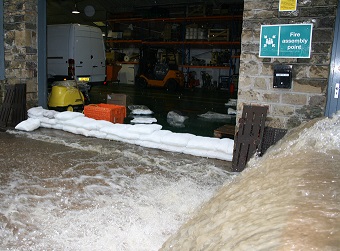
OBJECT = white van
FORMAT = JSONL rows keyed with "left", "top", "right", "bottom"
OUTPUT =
{"left": 47, "top": 24, "right": 106, "bottom": 84}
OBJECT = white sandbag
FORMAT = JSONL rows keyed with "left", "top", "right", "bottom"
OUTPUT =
{"left": 160, "top": 132, "right": 195, "bottom": 147}
{"left": 63, "top": 116, "right": 96, "bottom": 129}
{"left": 39, "top": 117, "right": 57, "bottom": 125}
{"left": 51, "top": 124, "right": 63, "bottom": 130}
{"left": 228, "top": 107, "right": 237, "bottom": 115}
{"left": 87, "top": 130, "right": 107, "bottom": 139}
{"left": 92, "top": 120, "right": 114, "bottom": 130}
{"left": 100, "top": 124, "right": 130, "bottom": 136}
{"left": 128, "top": 124, "right": 162, "bottom": 135}
{"left": 76, "top": 128, "right": 90, "bottom": 137}
{"left": 130, "top": 117, "right": 157, "bottom": 124}
{"left": 55, "top": 111, "right": 84, "bottom": 121}
{"left": 62, "top": 125, "right": 79, "bottom": 134}
{"left": 136, "top": 140, "right": 162, "bottom": 149}
{"left": 187, "top": 136, "right": 221, "bottom": 151}
{"left": 117, "top": 130, "right": 140, "bottom": 140}
{"left": 182, "top": 148, "right": 233, "bottom": 161}
{"left": 131, "top": 109, "right": 154, "bottom": 115}
{"left": 167, "top": 111, "right": 188, "bottom": 128}
{"left": 15, "top": 118, "right": 40, "bottom": 132}
{"left": 27, "top": 106, "right": 44, "bottom": 118}
{"left": 215, "top": 138, "right": 234, "bottom": 155}
{"left": 43, "top": 109, "right": 59, "bottom": 119}
{"left": 105, "top": 133, "right": 122, "bottom": 141}
{"left": 139, "top": 130, "right": 172, "bottom": 143}
{"left": 158, "top": 144, "right": 185, "bottom": 153}
{"left": 128, "top": 105, "right": 154, "bottom": 115}
{"left": 101, "top": 124, "right": 139, "bottom": 140}
{"left": 106, "top": 133, "right": 136, "bottom": 144}
{"left": 40, "top": 122, "right": 52, "bottom": 128}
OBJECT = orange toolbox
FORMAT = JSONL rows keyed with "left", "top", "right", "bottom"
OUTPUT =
{"left": 84, "top": 103, "right": 126, "bottom": 123}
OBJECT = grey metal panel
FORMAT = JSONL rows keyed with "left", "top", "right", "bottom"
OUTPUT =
{"left": 0, "top": 0, "right": 5, "bottom": 80}
{"left": 325, "top": 0, "right": 340, "bottom": 117}
{"left": 38, "top": 0, "right": 48, "bottom": 108}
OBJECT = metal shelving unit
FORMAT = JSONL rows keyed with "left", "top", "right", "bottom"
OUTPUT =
{"left": 105, "top": 14, "right": 242, "bottom": 89}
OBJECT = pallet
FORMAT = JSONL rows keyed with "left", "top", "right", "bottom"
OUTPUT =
{"left": 214, "top": 124, "right": 235, "bottom": 139}
{"left": 0, "top": 84, "right": 27, "bottom": 129}
{"left": 232, "top": 105, "right": 268, "bottom": 172}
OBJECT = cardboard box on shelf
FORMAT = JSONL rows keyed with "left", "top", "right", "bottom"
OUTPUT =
{"left": 107, "top": 93, "right": 127, "bottom": 107}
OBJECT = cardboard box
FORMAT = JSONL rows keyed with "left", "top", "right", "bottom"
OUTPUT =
{"left": 107, "top": 93, "right": 127, "bottom": 107}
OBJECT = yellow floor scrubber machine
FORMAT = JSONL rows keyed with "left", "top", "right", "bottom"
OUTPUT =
{"left": 48, "top": 80, "right": 89, "bottom": 112}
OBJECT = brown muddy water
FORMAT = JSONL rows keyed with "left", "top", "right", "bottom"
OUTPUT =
{"left": 0, "top": 128, "right": 232, "bottom": 250}
{"left": 161, "top": 116, "right": 340, "bottom": 250}
{"left": 1, "top": 114, "right": 340, "bottom": 250}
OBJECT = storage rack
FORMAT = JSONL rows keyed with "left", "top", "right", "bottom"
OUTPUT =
{"left": 105, "top": 14, "right": 242, "bottom": 89}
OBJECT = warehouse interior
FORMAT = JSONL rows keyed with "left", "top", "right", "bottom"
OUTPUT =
{"left": 46, "top": 0, "right": 244, "bottom": 137}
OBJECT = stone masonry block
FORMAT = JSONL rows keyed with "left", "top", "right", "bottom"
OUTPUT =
{"left": 312, "top": 29, "right": 333, "bottom": 43}
{"left": 308, "top": 95, "right": 326, "bottom": 107}
{"left": 300, "top": 6, "right": 337, "bottom": 18}
{"left": 263, "top": 92, "right": 281, "bottom": 103}
{"left": 254, "top": 78, "right": 268, "bottom": 90}
{"left": 240, "top": 61, "right": 260, "bottom": 75}
{"left": 238, "top": 76, "right": 253, "bottom": 88}
{"left": 271, "top": 104, "right": 295, "bottom": 116}
{"left": 298, "top": 54, "right": 331, "bottom": 65}
{"left": 311, "top": 0, "right": 338, "bottom": 7}
{"left": 15, "top": 30, "right": 32, "bottom": 47}
{"left": 241, "top": 29, "right": 253, "bottom": 42}
{"left": 293, "top": 79, "right": 325, "bottom": 93}
{"left": 296, "top": 105, "right": 324, "bottom": 119}
{"left": 266, "top": 116, "right": 286, "bottom": 129}
{"left": 287, "top": 115, "right": 302, "bottom": 128}
{"left": 309, "top": 65, "right": 330, "bottom": 78}
{"left": 293, "top": 65, "right": 309, "bottom": 78}
{"left": 260, "top": 63, "right": 272, "bottom": 76}
{"left": 282, "top": 93, "right": 308, "bottom": 105}
{"left": 253, "top": 9, "right": 277, "bottom": 19}
{"left": 238, "top": 89, "right": 261, "bottom": 102}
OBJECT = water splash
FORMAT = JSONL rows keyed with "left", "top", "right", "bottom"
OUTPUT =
{"left": 161, "top": 115, "right": 340, "bottom": 250}
{"left": 0, "top": 130, "right": 234, "bottom": 250}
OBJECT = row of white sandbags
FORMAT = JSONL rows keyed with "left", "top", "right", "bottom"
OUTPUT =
{"left": 15, "top": 107, "right": 234, "bottom": 161}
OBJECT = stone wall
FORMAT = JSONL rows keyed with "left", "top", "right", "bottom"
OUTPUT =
{"left": 238, "top": 0, "right": 338, "bottom": 129}
{"left": 0, "top": 0, "right": 38, "bottom": 108}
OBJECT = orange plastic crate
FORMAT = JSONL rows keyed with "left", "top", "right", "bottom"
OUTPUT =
{"left": 84, "top": 104, "right": 126, "bottom": 123}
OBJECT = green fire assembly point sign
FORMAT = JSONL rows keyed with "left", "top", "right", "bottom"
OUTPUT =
{"left": 259, "top": 24, "right": 313, "bottom": 58}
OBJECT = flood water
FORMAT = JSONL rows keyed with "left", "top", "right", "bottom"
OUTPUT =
{"left": 161, "top": 115, "right": 340, "bottom": 250}
{"left": 89, "top": 84, "right": 236, "bottom": 137}
{"left": 1, "top": 113, "right": 340, "bottom": 250}
{"left": 0, "top": 128, "right": 233, "bottom": 250}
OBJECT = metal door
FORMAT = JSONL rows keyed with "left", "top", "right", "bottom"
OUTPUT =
{"left": 326, "top": 0, "right": 340, "bottom": 117}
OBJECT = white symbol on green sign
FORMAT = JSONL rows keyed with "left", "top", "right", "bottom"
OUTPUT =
{"left": 259, "top": 24, "right": 313, "bottom": 58}
{"left": 264, "top": 35, "right": 276, "bottom": 48}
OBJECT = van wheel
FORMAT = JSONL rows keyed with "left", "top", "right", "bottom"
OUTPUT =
{"left": 67, "top": 106, "right": 74, "bottom": 112}
{"left": 136, "top": 77, "right": 147, "bottom": 89}
{"left": 166, "top": 79, "right": 178, "bottom": 92}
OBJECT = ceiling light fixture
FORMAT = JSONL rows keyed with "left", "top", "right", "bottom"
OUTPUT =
{"left": 72, "top": 3, "right": 80, "bottom": 14}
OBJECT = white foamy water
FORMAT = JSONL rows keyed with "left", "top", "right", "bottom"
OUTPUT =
{"left": 0, "top": 130, "right": 234, "bottom": 250}
{"left": 161, "top": 114, "right": 340, "bottom": 250}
